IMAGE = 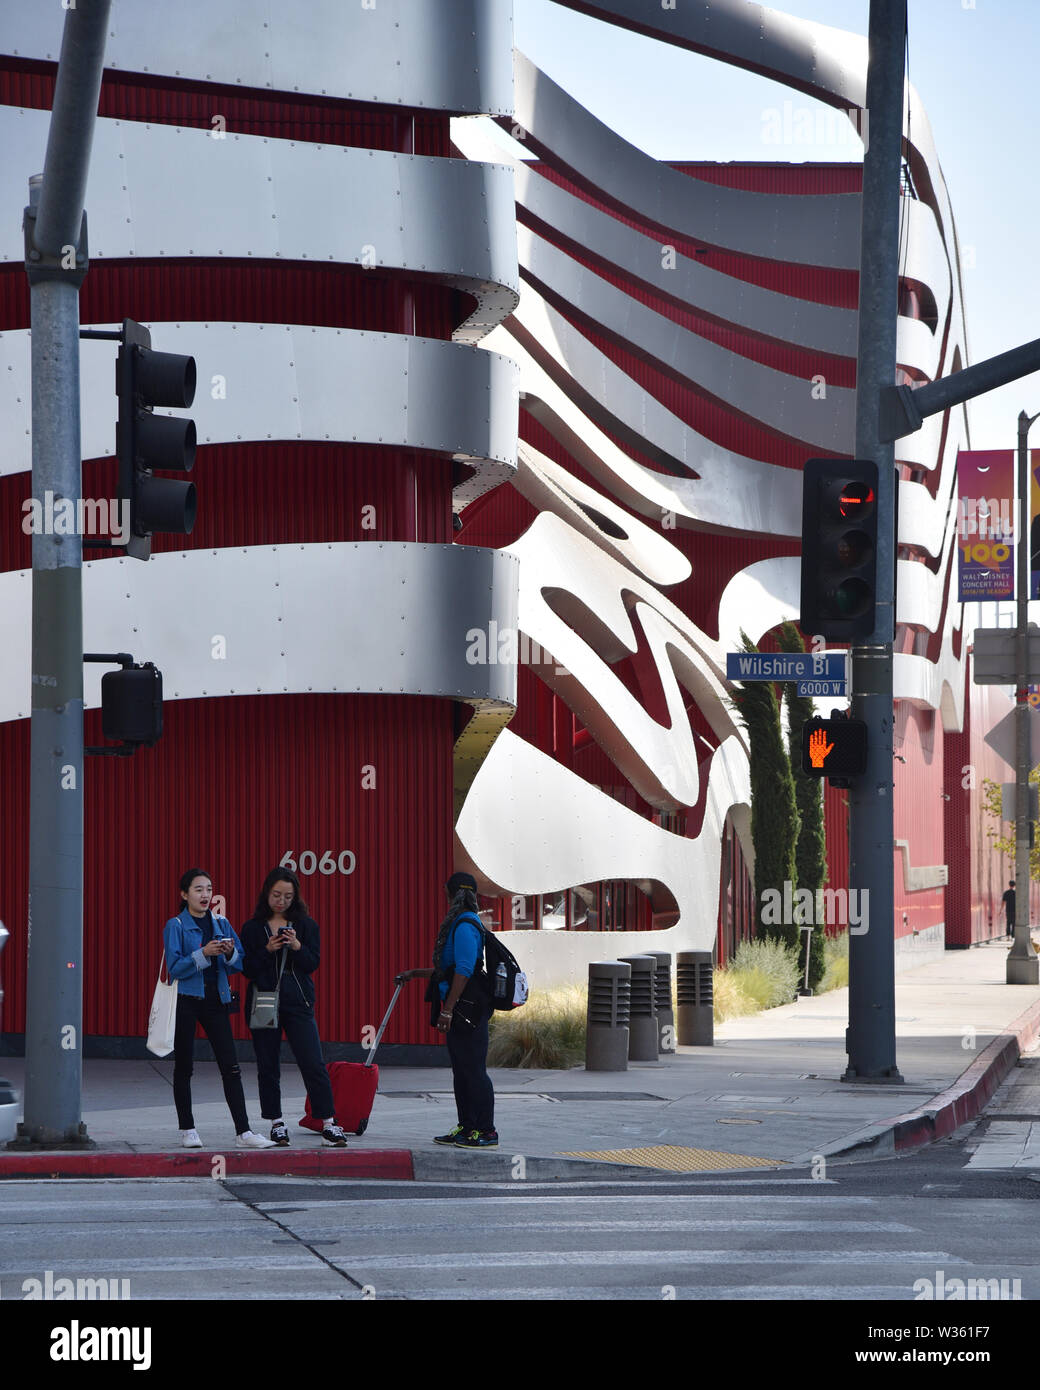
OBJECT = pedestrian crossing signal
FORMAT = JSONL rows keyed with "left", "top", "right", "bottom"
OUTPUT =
{"left": 801, "top": 716, "right": 867, "bottom": 780}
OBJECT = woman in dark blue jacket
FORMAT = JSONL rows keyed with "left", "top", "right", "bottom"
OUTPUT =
{"left": 240, "top": 867, "right": 348, "bottom": 1147}
{"left": 396, "top": 871, "right": 497, "bottom": 1149}
{"left": 163, "top": 868, "right": 274, "bottom": 1150}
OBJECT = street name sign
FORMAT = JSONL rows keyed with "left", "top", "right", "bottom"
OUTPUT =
{"left": 726, "top": 652, "right": 847, "bottom": 685}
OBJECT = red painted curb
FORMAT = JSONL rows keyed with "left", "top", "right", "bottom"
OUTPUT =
{"left": 891, "top": 997, "right": 1040, "bottom": 1153}
{"left": 0, "top": 1148, "right": 415, "bottom": 1180}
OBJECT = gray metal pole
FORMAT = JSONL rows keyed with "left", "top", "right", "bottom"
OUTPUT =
{"left": 1009, "top": 412, "right": 1040, "bottom": 984}
{"left": 843, "top": 0, "right": 906, "bottom": 1083}
{"left": 13, "top": 0, "right": 111, "bottom": 1149}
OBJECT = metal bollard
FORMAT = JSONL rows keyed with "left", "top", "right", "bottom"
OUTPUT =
{"left": 647, "top": 951, "right": 675, "bottom": 1054}
{"left": 618, "top": 955, "right": 658, "bottom": 1062}
{"left": 585, "top": 962, "right": 631, "bottom": 1071}
{"left": 676, "top": 950, "right": 713, "bottom": 1045}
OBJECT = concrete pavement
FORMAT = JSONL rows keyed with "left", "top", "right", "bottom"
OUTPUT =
{"left": 1, "top": 939, "right": 1038, "bottom": 1179}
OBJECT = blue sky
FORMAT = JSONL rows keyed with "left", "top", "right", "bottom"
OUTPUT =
{"left": 514, "top": 0, "right": 1040, "bottom": 453}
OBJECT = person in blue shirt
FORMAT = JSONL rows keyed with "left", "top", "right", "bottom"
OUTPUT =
{"left": 396, "top": 871, "right": 497, "bottom": 1148}
{"left": 163, "top": 868, "right": 274, "bottom": 1150}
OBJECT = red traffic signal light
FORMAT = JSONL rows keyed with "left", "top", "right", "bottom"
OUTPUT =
{"left": 800, "top": 458, "right": 879, "bottom": 640}
{"left": 801, "top": 715, "right": 867, "bottom": 780}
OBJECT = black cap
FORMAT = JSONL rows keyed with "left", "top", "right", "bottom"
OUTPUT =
{"left": 446, "top": 871, "right": 478, "bottom": 896}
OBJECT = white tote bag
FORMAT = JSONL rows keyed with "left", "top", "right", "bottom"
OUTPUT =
{"left": 146, "top": 951, "right": 178, "bottom": 1057}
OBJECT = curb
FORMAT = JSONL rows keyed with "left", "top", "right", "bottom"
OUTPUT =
{"left": 0, "top": 1148, "right": 414, "bottom": 1181}
{"left": 410, "top": 1149, "right": 670, "bottom": 1182}
{"left": 813, "top": 996, "right": 1040, "bottom": 1163}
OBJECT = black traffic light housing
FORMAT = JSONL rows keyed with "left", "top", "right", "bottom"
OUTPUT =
{"left": 85, "top": 653, "right": 162, "bottom": 756}
{"left": 800, "top": 457, "right": 879, "bottom": 641}
{"left": 801, "top": 713, "right": 868, "bottom": 784}
{"left": 116, "top": 318, "right": 197, "bottom": 561}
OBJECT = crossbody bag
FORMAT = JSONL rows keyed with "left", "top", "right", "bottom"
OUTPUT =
{"left": 248, "top": 928, "right": 288, "bottom": 1029}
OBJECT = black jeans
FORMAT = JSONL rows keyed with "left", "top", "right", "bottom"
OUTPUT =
{"left": 251, "top": 1007, "right": 335, "bottom": 1121}
{"left": 173, "top": 993, "right": 250, "bottom": 1134}
{"left": 446, "top": 1007, "right": 495, "bottom": 1133}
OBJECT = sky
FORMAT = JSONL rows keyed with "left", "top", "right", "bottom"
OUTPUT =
{"left": 512, "top": 0, "right": 1040, "bottom": 455}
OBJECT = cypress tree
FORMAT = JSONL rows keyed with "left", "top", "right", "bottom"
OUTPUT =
{"left": 777, "top": 621, "right": 828, "bottom": 991}
{"left": 730, "top": 630, "right": 800, "bottom": 953}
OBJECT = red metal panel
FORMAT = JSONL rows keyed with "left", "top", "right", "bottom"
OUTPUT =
{"left": 1, "top": 694, "right": 454, "bottom": 1046}
{"left": 943, "top": 660, "right": 974, "bottom": 948}
{"left": 0, "top": 59, "right": 451, "bottom": 154}
{"left": 0, "top": 261, "right": 463, "bottom": 337}
{"left": 0, "top": 446, "right": 452, "bottom": 574}
{"left": 892, "top": 703, "right": 945, "bottom": 939}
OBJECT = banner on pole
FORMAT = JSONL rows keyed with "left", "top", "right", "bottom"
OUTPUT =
{"left": 1031, "top": 450, "right": 1040, "bottom": 600}
{"left": 957, "top": 450, "right": 1014, "bottom": 602}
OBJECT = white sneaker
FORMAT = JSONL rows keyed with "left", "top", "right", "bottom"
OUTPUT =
{"left": 181, "top": 1128, "right": 203, "bottom": 1149}
{"left": 235, "top": 1129, "right": 276, "bottom": 1149}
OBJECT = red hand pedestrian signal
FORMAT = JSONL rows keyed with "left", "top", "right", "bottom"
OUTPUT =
{"left": 801, "top": 716, "right": 867, "bottom": 780}
{"left": 808, "top": 727, "right": 834, "bottom": 769}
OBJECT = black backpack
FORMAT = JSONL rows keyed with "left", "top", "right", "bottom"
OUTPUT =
{"left": 456, "top": 912, "right": 529, "bottom": 1011}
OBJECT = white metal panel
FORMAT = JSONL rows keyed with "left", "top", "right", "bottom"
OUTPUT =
{"left": 0, "top": 109, "right": 519, "bottom": 342}
{"left": 1, "top": 0, "right": 514, "bottom": 114}
{"left": 0, "top": 543, "right": 519, "bottom": 725}
{"left": 0, "top": 325, "right": 519, "bottom": 507}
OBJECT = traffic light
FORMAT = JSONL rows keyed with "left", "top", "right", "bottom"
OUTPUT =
{"left": 800, "top": 458, "right": 879, "bottom": 641}
{"left": 801, "top": 715, "right": 868, "bottom": 781}
{"left": 84, "top": 653, "right": 163, "bottom": 756}
{"left": 116, "top": 319, "right": 197, "bottom": 561}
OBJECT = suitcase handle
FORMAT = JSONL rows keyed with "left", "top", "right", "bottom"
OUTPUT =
{"left": 364, "top": 982, "right": 403, "bottom": 1068}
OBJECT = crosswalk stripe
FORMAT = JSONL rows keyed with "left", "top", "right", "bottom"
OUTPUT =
{"left": 323, "top": 1248, "right": 952, "bottom": 1270}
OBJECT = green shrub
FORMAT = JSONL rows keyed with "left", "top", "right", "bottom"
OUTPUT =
{"left": 486, "top": 984, "right": 588, "bottom": 1068}
{"left": 712, "top": 968, "right": 755, "bottom": 1024}
{"left": 728, "top": 937, "right": 800, "bottom": 1009}
{"left": 819, "top": 930, "right": 849, "bottom": 993}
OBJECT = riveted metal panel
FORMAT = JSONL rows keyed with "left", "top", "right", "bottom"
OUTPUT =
{"left": 2, "top": 0, "right": 514, "bottom": 114}
{"left": 0, "top": 543, "right": 520, "bottom": 725}
{"left": 0, "top": 325, "right": 519, "bottom": 498}
{"left": 0, "top": 110, "right": 519, "bottom": 340}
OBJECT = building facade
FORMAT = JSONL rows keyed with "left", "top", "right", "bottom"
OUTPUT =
{"left": 0, "top": 0, "right": 1017, "bottom": 1058}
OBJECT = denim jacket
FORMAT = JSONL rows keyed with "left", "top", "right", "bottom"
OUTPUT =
{"left": 163, "top": 909, "right": 244, "bottom": 1004}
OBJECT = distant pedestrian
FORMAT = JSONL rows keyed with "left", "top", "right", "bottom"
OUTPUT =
{"left": 240, "top": 867, "right": 349, "bottom": 1148}
{"left": 1003, "top": 880, "right": 1016, "bottom": 938}
{"left": 163, "top": 869, "right": 274, "bottom": 1150}
{"left": 396, "top": 871, "right": 498, "bottom": 1149}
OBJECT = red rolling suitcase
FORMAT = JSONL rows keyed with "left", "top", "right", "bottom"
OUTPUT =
{"left": 298, "top": 983, "right": 402, "bottom": 1137}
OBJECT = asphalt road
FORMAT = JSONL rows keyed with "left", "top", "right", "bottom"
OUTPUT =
{"left": 0, "top": 1145, "right": 1036, "bottom": 1305}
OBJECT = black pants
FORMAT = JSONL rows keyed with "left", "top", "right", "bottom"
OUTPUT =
{"left": 446, "top": 1008, "right": 495, "bottom": 1133}
{"left": 173, "top": 993, "right": 250, "bottom": 1134}
{"left": 250, "top": 1007, "right": 335, "bottom": 1121}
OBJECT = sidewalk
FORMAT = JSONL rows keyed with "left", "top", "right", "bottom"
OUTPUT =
{"left": 1, "top": 940, "right": 1038, "bottom": 1180}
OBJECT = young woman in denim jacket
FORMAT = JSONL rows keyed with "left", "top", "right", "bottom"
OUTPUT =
{"left": 163, "top": 868, "right": 273, "bottom": 1150}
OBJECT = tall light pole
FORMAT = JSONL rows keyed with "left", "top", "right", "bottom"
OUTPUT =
{"left": 1009, "top": 410, "right": 1040, "bottom": 984}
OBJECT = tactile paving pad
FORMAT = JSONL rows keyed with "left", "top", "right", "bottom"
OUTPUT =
{"left": 559, "top": 1144, "right": 785, "bottom": 1172}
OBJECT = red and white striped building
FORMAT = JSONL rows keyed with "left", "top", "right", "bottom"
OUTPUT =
{"left": 0, "top": 0, "right": 1019, "bottom": 1059}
